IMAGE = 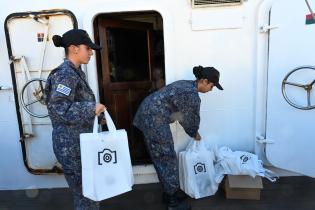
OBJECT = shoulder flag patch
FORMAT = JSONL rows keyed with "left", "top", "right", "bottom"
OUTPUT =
{"left": 56, "top": 84, "right": 71, "bottom": 96}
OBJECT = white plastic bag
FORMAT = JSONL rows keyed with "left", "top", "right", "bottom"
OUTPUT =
{"left": 214, "top": 146, "right": 277, "bottom": 183}
{"left": 179, "top": 140, "right": 218, "bottom": 199}
{"left": 80, "top": 110, "right": 134, "bottom": 201}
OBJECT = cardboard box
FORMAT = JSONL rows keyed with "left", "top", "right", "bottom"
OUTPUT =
{"left": 224, "top": 175, "right": 263, "bottom": 200}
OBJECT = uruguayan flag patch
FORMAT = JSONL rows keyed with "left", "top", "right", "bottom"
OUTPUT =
{"left": 56, "top": 84, "right": 71, "bottom": 96}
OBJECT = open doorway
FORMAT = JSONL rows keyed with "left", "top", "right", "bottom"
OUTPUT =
{"left": 94, "top": 11, "right": 165, "bottom": 164}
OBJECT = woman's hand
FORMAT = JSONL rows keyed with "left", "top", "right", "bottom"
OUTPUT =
{"left": 194, "top": 132, "right": 201, "bottom": 141}
{"left": 95, "top": 103, "right": 106, "bottom": 116}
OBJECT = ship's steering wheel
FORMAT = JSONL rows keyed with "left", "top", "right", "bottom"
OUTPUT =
{"left": 282, "top": 66, "right": 315, "bottom": 110}
{"left": 20, "top": 78, "right": 48, "bottom": 118}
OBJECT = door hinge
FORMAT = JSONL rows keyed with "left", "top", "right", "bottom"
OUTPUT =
{"left": 256, "top": 136, "right": 274, "bottom": 144}
{"left": 0, "top": 85, "right": 12, "bottom": 90}
{"left": 21, "top": 133, "right": 34, "bottom": 140}
{"left": 260, "top": 25, "right": 278, "bottom": 33}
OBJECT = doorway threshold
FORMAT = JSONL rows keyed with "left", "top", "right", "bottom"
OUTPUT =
{"left": 133, "top": 164, "right": 159, "bottom": 184}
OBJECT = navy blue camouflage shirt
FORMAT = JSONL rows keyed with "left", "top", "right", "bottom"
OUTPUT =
{"left": 133, "top": 80, "right": 201, "bottom": 138}
{"left": 45, "top": 59, "right": 96, "bottom": 157}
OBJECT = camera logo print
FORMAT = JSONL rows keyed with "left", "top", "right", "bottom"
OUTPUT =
{"left": 240, "top": 154, "right": 251, "bottom": 164}
{"left": 194, "top": 162, "right": 207, "bottom": 174}
{"left": 98, "top": 148, "right": 117, "bottom": 165}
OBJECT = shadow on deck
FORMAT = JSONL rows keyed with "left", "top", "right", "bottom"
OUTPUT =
{"left": 1, "top": 176, "right": 315, "bottom": 210}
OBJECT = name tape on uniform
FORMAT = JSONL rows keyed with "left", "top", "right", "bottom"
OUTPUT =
{"left": 56, "top": 84, "right": 71, "bottom": 96}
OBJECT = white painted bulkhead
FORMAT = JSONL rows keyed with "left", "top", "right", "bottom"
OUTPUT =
{"left": 1, "top": 0, "right": 313, "bottom": 190}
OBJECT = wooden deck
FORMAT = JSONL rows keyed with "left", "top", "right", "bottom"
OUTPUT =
{"left": 0, "top": 176, "right": 315, "bottom": 210}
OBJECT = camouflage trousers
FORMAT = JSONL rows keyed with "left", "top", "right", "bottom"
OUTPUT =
{"left": 56, "top": 151, "right": 100, "bottom": 210}
{"left": 142, "top": 125, "right": 180, "bottom": 195}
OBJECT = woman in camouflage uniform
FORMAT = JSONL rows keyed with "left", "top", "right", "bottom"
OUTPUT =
{"left": 133, "top": 66, "right": 223, "bottom": 210}
{"left": 45, "top": 29, "right": 105, "bottom": 210}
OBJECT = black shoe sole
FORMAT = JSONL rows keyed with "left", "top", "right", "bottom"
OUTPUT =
{"left": 162, "top": 192, "right": 189, "bottom": 203}
{"left": 167, "top": 206, "right": 192, "bottom": 210}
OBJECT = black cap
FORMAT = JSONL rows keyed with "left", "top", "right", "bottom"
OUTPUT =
{"left": 204, "top": 67, "right": 223, "bottom": 90}
{"left": 53, "top": 29, "right": 102, "bottom": 50}
{"left": 193, "top": 66, "right": 223, "bottom": 90}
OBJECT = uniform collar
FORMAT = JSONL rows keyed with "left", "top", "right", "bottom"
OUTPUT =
{"left": 64, "top": 59, "right": 80, "bottom": 70}
{"left": 64, "top": 59, "right": 86, "bottom": 78}
{"left": 193, "top": 80, "right": 198, "bottom": 91}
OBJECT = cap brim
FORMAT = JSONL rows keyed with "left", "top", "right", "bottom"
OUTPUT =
{"left": 88, "top": 43, "right": 102, "bottom": 50}
{"left": 215, "top": 83, "right": 223, "bottom": 90}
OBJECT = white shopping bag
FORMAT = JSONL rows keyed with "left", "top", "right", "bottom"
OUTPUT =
{"left": 80, "top": 110, "right": 134, "bottom": 201}
{"left": 179, "top": 140, "right": 218, "bottom": 199}
{"left": 214, "top": 146, "right": 277, "bottom": 183}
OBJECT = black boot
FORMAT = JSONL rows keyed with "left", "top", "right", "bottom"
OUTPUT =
{"left": 165, "top": 192, "right": 191, "bottom": 210}
{"left": 162, "top": 189, "right": 189, "bottom": 203}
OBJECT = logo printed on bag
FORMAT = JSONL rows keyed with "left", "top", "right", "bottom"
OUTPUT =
{"left": 98, "top": 148, "right": 117, "bottom": 165}
{"left": 240, "top": 155, "right": 251, "bottom": 164}
{"left": 194, "top": 162, "right": 206, "bottom": 174}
